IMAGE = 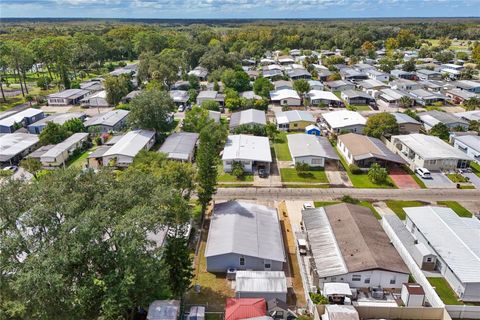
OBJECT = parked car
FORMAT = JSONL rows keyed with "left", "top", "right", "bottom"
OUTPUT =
{"left": 177, "top": 105, "right": 185, "bottom": 112}
{"left": 297, "top": 238, "right": 308, "bottom": 256}
{"left": 258, "top": 166, "right": 268, "bottom": 178}
{"left": 415, "top": 167, "right": 432, "bottom": 179}
{"left": 303, "top": 202, "right": 314, "bottom": 210}
{"left": 2, "top": 165, "right": 18, "bottom": 173}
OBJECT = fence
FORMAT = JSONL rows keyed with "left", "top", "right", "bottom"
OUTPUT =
{"left": 446, "top": 305, "right": 480, "bottom": 319}
{"left": 356, "top": 306, "right": 446, "bottom": 319}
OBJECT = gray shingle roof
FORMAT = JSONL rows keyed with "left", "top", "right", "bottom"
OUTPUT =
{"left": 159, "top": 132, "right": 199, "bottom": 161}
{"left": 287, "top": 134, "right": 339, "bottom": 160}
{"left": 229, "top": 109, "right": 266, "bottom": 129}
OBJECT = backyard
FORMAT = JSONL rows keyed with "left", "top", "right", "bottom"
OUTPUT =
{"left": 427, "top": 277, "right": 463, "bottom": 305}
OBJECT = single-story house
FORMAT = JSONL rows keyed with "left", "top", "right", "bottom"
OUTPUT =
{"left": 416, "top": 69, "right": 442, "bottom": 81}
{"left": 0, "top": 133, "right": 39, "bottom": 164}
{"left": 225, "top": 298, "right": 267, "bottom": 320}
{"left": 377, "top": 88, "right": 414, "bottom": 108}
{"left": 305, "top": 124, "right": 321, "bottom": 136}
{"left": 0, "top": 108, "right": 45, "bottom": 133}
{"left": 27, "top": 112, "right": 86, "bottom": 134}
{"left": 321, "top": 110, "right": 366, "bottom": 134}
{"left": 209, "top": 110, "right": 221, "bottom": 123}
{"left": 80, "top": 79, "right": 103, "bottom": 92}
{"left": 240, "top": 91, "right": 262, "bottom": 100}
{"left": 269, "top": 89, "right": 301, "bottom": 107}
{"left": 337, "top": 133, "right": 406, "bottom": 168}
{"left": 390, "top": 79, "right": 422, "bottom": 91}
{"left": 357, "top": 79, "right": 390, "bottom": 96}
{"left": 391, "top": 69, "right": 416, "bottom": 80}
{"left": 392, "top": 112, "right": 422, "bottom": 134}
{"left": 353, "top": 63, "right": 376, "bottom": 73}
{"left": 409, "top": 89, "right": 446, "bottom": 106}
{"left": 453, "top": 135, "right": 480, "bottom": 164}
{"left": 222, "top": 135, "right": 272, "bottom": 173}
{"left": 439, "top": 64, "right": 463, "bottom": 79}
{"left": 84, "top": 109, "right": 130, "bottom": 133}
{"left": 273, "top": 80, "right": 293, "bottom": 91}
{"left": 39, "top": 133, "right": 89, "bottom": 167}
{"left": 147, "top": 300, "right": 180, "bottom": 320}
{"left": 303, "top": 203, "right": 409, "bottom": 289}
{"left": 339, "top": 68, "right": 368, "bottom": 81}
{"left": 80, "top": 90, "right": 109, "bottom": 108}
{"left": 307, "top": 90, "right": 342, "bottom": 107}
{"left": 324, "top": 80, "right": 355, "bottom": 92}
{"left": 262, "top": 69, "right": 284, "bottom": 80}
{"left": 419, "top": 80, "right": 445, "bottom": 92}
{"left": 366, "top": 69, "right": 389, "bottom": 82}
{"left": 235, "top": 271, "right": 287, "bottom": 302}
{"left": 287, "top": 69, "right": 311, "bottom": 80}
{"left": 159, "top": 132, "right": 199, "bottom": 162}
{"left": 109, "top": 63, "right": 138, "bottom": 77}
{"left": 418, "top": 110, "right": 469, "bottom": 131}
{"left": 123, "top": 90, "right": 141, "bottom": 103}
{"left": 404, "top": 206, "right": 480, "bottom": 302}
{"left": 308, "top": 80, "right": 324, "bottom": 91}
{"left": 205, "top": 201, "right": 285, "bottom": 272}
{"left": 274, "top": 110, "right": 315, "bottom": 131}
{"left": 453, "top": 80, "right": 480, "bottom": 93}
{"left": 445, "top": 89, "right": 478, "bottom": 105}
{"left": 340, "top": 90, "right": 375, "bottom": 105}
{"left": 287, "top": 134, "right": 339, "bottom": 167}
{"left": 169, "top": 90, "right": 189, "bottom": 106}
{"left": 94, "top": 130, "right": 155, "bottom": 168}
{"left": 188, "top": 66, "right": 208, "bottom": 80}
{"left": 316, "top": 69, "right": 332, "bottom": 81}
{"left": 47, "top": 89, "right": 91, "bottom": 106}
{"left": 277, "top": 55, "right": 294, "bottom": 65}
{"left": 455, "top": 110, "right": 480, "bottom": 122}
{"left": 229, "top": 109, "right": 266, "bottom": 131}
{"left": 388, "top": 133, "right": 472, "bottom": 170}
{"left": 196, "top": 91, "right": 225, "bottom": 106}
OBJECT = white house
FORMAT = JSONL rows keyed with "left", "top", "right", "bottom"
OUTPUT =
{"left": 404, "top": 206, "right": 480, "bottom": 302}
{"left": 388, "top": 134, "right": 472, "bottom": 170}
{"left": 100, "top": 130, "right": 155, "bottom": 168}
{"left": 307, "top": 90, "right": 341, "bottom": 106}
{"left": 287, "top": 134, "right": 339, "bottom": 167}
{"left": 321, "top": 110, "right": 366, "bottom": 134}
{"left": 303, "top": 203, "right": 410, "bottom": 290}
{"left": 47, "top": 89, "right": 91, "bottom": 106}
{"left": 453, "top": 135, "right": 480, "bottom": 164}
{"left": 269, "top": 89, "right": 301, "bottom": 106}
{"left": 367, "top": 69, "right": 389, "bottom": 82}
{"left": 418, "top": 110, "right": 469, "bottom": 131}
{"left": 0, "top": 133, "right": 39, "bottom": 164}
{"left": 39, "top": 133, "right": 89, "bottom": 167}
{"left": 222, "top": 134, "right": 272, "bottom": 173}
{"left": 274, "top": 110, "right": 315, "bottom": 131}
{"left": 80, "top": 90, "right": 109, "bottom": 108}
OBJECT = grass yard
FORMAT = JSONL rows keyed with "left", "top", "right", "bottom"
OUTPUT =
{"left": 314, "top": 201, "right": 341, "bottom": 207}
{"left": 437, "top": 201, "right": 473, "bottom": 218}
{"left": 385, "top": 200, "right": 427, "bottom": 220}
{"left": 427, "top": 277, "right": 463, "bottom": 305}
{"left": 273, "top": 132, "right": 292, "bottom": 161}
{"left": 280, "top": 168, "right": 328, "bottom": 183}
{"left": 447, "top": 173, "right": 470, "bottom": 183}
{"left": 470, "top": 162, "right": 480, "bottom": 178}
{"left": 217, "top": 164, "right": 254, "bottom": 183}
{"left": 347, "top": 104, "right": 371, "bottom": 111}
{"left": 67, "top": 148, "right": 95, "bottom": 169}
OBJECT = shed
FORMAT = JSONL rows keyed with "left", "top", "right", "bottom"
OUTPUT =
{"left": 305, "top": 125, "right": 321, "bottom": 136}
{"left": 235, "top": 271, "right": 287, "bottom": 302}
{"left": 322, "top": 305, "right": 359, "bottom": 320}
{"left": 225, "top": 298, "right": 267, "bottom": 320}
{"left": 187, "top": 306, "right": 205, "bottom": 320}
{"left": 147, "top": 300, "right": 180, "bottom": 320}
{"left": 401, "top": 283, "right": 425, "bottom": 307}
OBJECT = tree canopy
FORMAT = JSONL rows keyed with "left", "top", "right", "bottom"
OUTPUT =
{"left": 128, "top": 89, "right": 175, "bottom": 133}
{"left": 363, "top": 112, "right": 399, "bottom": 138}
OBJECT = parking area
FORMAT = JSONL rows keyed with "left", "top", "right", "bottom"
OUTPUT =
{"left": 389, "top": 167, "right": 420, "bottom": 189}
{"left": 462, "top": 172, "right": 480, "bottom": 189}
{"left": 418, "top": 171, "right": 456, "bottom": 189}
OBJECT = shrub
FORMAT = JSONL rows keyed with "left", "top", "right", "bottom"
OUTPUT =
{"left": 341, "top": 195, "right": 360, "bottom": 204}
{"left": 368, "top": 163, "right": 388, "bottom": 184}
{"left": 295, "top": 162, "right": 310, "bottom": 175}
{"left": 309, "top": 292, "right": 328, "bottom": 304}
{"left": 231, "top": 161, "right": 245, "bottom": 179}
{"left": 349, "top": 163, "right": 362, "bottom": 174}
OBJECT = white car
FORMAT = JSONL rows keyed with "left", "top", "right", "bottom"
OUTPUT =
{"left": 177, "top": 105, "right": 185, "bottom": 112}
{"left": 3, "top": 165, "right": 18, "bottom": 173}
{"left": 303, "top": 202, "right": 314, "bottom": 210}
{"left": 415, "top": 167, "right": 432, "bottom": 179}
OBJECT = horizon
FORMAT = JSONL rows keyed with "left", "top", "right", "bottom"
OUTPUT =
{"left": 2, "top": 0, "right": 480, "bottom": 19}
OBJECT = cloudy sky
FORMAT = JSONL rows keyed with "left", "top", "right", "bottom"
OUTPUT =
{"left": 2, "top": 0, "right": 480, "bottom": 18}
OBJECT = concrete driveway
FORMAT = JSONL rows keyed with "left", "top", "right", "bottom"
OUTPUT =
{"left": 462, "top": 172, "right": 480, "bottom": 189}
{"left": 417, "top": 172, "right": 456, "bottom": 189}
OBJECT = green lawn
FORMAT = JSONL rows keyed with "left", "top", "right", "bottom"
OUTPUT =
{"left": 273, "top": 132, "right": 292, "bottom": 161}
{"left": 437, "top": 201, "right": 473, "bottom": 218}
{"left": 427, "top": 277, "right": 463, "bottom": 305}
{"left": 347, "top": 104, "right": 371, "bottom": 111}
{"left": 336, "top": 150, "right": 396, "bottom": 188}
{"left": 447, "top": 173, "right": 470, "bottom": 183}
{"left": 470, "top": 162, "right": 480, "bottom": 178}
{"left": 280, "top": 168, "right": 328, "bottom": 183}
{"left": 314, "top": 201, "right": 341, "bottom": 207}
{"left": 385, "top": 200, "right": 427, "bottom": 220}
{"left": 217, "top": 164, "right": 253, "bottom": 182}
{"left": 67, "top": 148, "right": 94, "bottom": 169}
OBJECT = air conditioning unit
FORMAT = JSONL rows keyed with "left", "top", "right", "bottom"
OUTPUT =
{"left": 227, "top": 268, "right": 237, "bottom": 280}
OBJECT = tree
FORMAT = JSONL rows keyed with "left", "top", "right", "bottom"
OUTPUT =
{"left": 396, "top": 29, "right": 416, "bottom": 48}
{"left": 182, "top": 106, "right": 213, "bottom": 133}
{"left": 402, "top": 59, "right": 416, "bottom": 72}
{"left": 221, "top": 69, "right": 251, "bottom": 92}
{"left": 39, "top": 122, "right": 69, "bottom": 145}
{"left": 399, "top": 96, "right": 413, "bottom": 108}
{"left": 128, "top": 90, "right": 175, "bottom": 133}
{"left": 472, "top": 42, "right": 480, "bottom": 65}
{"left": 403, "top": 109, "right": 420, "bottom": 121}
{"left": 163, "top": 237, "right": 194, "bottom": 298}
{"left": 37, "top": 76, "right": 51, "bottom": 90}
{"left": 201, "top": 100, "right": 220, "bottom": 111}
{"left": 459, "top": 67, "right": 475, "bottom": 80}
{"left": 233, "top": 124, "right": 266, "bottom": 136}
{"left": 363, "top": 112, "right": 399, "bottom": 138}
{"left": 468, "top": 120, "right": 480, "bottom": 132}
{"left": 361, "top": 41, "right": 375, "bottom": 57}
{"left": 438, "top": 37, "right": 452, "bottom": 50}
{"left": 368, "top": 163, "right": 388, "bottom": 184}
{"left": 266, "top": 122, "right": 278, "bottom": 141}
{"left": 188, "top": 74, "right": 200, "bottom": 90}
{"left": 231, "top": 161, "right": 245, "bottom": 179}
{"left": 63, "top": 118, "right": 86, "bottom": 134}
{"left": 429, "top": 122, "right": 450, "bottom": 141}
{"left": 19, "top": 158, "right": 42, "bottom": 178}
{"left": 293, "top": 79, "right": 310, "bottom": 95}
{"left": 25, "top": 94, "right": 34, "bottom": 107}
{"left": 253, "top": 77, "right": 274, "bottom": 98}
{"left": 385, "top": 37, "right": 399, "bottom": 52}
{"left": 378, "top": 57, "right": 396, "bottom": 73}
{"left": 464, "top": 97, "right": 480, "bottom": 111}
{"left": 104, "top": 74, "right": 132, "bottom": 106}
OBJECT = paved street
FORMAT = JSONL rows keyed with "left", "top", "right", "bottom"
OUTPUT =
{"left": 215, "top": 187, "right": 480, "bottom": 204}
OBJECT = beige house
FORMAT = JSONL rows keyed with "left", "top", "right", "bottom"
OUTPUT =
{"left": 40, "top": 133, "right": 89, "bottom": 168}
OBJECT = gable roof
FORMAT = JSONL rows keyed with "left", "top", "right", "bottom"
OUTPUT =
{"left": 205, "top": 201, "right": 285, "bottom": 262}
{"left": 159, "top": 132, "right": 199, "bottom": 160}
{"left": 0, "top": 108, "right": 44, "bottom": 127}
{"left": 418, "top": 110, "right": 468, "bottom": 127}
{"left": 229, "top": 109, "right": 266, "bottom": 129}
{"left": 29, "top": 112, "right": 85, "bottom": 127}
{"left": 84, "top": 109, "right": 129, "bottom": 127}
{"left": 308, "top": 90, "right": 341, "bottom": 102}
{"left": 41, "top": 133, "right": 88, "bottom": 160}
{"left": 392, "top": 112, "right": 421, "bottom": 125}
{"left": 338, "top": 133, "right": 406, "bottom": 164}
{"left": 103, "top": 130, "right": 154, "bottom": 158}
{"left": 287, "top": 134, "right": 339, "bottom": 160}
{"left": 275, "top": 110, "right": 315, "bottom": 125}
{"left": 225, "top": 298, "right": 267, "bottom": 320}
{"left": 269, "top": 89, "right": 300, "bottom": 101}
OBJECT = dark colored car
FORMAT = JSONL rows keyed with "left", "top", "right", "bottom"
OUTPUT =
{"left": 258, "top": 166, "right": 268, "bottom": 178}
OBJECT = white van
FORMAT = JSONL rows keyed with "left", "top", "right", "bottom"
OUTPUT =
{"left": 415, "top": 167, "right": 432, "bottom": 179}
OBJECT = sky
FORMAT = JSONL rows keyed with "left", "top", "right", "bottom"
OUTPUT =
{"left": 1, "top": 0, "right": 480, "bottom": 19}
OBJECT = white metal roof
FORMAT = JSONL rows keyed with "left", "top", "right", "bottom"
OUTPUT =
{"left": 159, "top": 132, "right": 199, "bottom": 160}
{"left": 325, "top": 305, "right": 359, "bottom": 320}
{"left": 29, "top": 112, "right": 85, "bottom": 127}
{"left": 0, "top": 133, "right": 39, "bottom": 162}
{"left": 103, "top": 130, "right": 155, "bottom": 158}
{"left": 392, "top": 134, "right": 472, "bottom": 161}
{"left": 269, "top": 89, "right": 300, "bottom": 101}
{"left": 274, "top": 110, "right": 315, "bottom": 125}
{"left": 48, "top": 88, "right": 89, "bottom": 99}
{"left": 235, "top": 271, "right": 287, "bottom": 293}
{"left": 308, "top": 90, "right": 340, "bottom": 102}
{"left": 404, "top": 206, "right": 480, "bottom": 283}
{"left": 323, "top": 282, "right": 352, "bottom": 296}
{"left": 454, "top": 135, "right": 480, "bottom": 152}
{"left": 205, "top": 201, "right": 285, "bottom": 262}
{"left": 84, "top": 109, "right": 129, "bottom": 127}
{"left": 222, "top": 135, "right": 272, "bottom": 163}
{"left": 0, "top": 108, "right": 44, "bottom": 127}
{"left": 322, "top": 110, "right": 366, "bottom": 129}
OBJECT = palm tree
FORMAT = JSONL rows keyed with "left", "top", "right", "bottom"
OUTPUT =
{"left": 399, "top": 96, "right": 413, "bottom": 108}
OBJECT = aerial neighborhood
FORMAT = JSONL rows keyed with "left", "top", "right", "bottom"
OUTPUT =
{"left": 0, "top": 16, "right": 480, "bottom": 320}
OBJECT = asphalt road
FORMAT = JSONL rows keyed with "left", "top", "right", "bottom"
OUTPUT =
{"left": 215, "top": 187, "right": 480, "bottom": 203}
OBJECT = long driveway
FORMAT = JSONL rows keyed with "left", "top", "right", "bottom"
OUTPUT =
{"left": 214, "top": 187, "right": 480, "bottom": 203}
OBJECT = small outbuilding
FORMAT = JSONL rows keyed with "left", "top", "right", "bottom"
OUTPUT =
{"left": 235, "top": 271, "right": 287, "bottom": 302}
{"left": 147, "top": 300, "right": 180, "bottom": 320}
{"left": 305, "top": 125, "right": 321, "bottom": 136}
{"left": 401, "top": 283, "right": 425, "bottom": 307}
{"left": 225, "top": 298, "right": 267, "bottom": 320}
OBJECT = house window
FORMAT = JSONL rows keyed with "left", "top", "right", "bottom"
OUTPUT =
{"left": 364, "top": 278, "right": 371, "bottom": 284}
{"left": 427, "top": 257, "right": 432, "bottom": 262}
{"left": 239, "top": 257, "right": 245, "bottom": 266}
{"left": 352, "top": 274, "right": 361, "bottom": 281}
{"left": 331, "top": 277, "right": 336, "bottom": 281}
{"left": 390, "top": 278, "right": 396, "bottom": 285}
{"left": 293, "top": 123, "right": 298, "bottom": 127}
{"left": 311, "top": 158, "right": 323, "bottom": 165}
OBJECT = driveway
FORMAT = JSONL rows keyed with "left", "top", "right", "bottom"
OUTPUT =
{"left": 389, "top": 167, "right": 420, "bottom": 189}
{"left": 462, "top": 172, "right": 480, "bottom": 189}
{"left": 416, "top": 172, "right": 456, "bottom": 189}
